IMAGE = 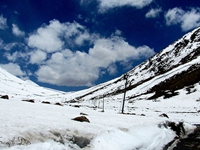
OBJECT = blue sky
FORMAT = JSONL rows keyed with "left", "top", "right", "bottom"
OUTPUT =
{"left": 0, "top": 0, "right": 200, "bottom": 91}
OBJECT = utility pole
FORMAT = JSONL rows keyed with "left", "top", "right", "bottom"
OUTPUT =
{"left": 102, "top": 95, "right": 104, "bottom": 112}
{"left": 121, "top": 74, "right": 129, "bottom": 114}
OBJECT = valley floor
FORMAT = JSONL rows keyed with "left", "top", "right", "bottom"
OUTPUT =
{"left": 0, "top": 90, "right": 199, "bottom": 150}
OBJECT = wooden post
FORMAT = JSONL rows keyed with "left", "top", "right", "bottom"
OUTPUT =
{"left": 121, "top": 74, "right": 129, "bottom": 114}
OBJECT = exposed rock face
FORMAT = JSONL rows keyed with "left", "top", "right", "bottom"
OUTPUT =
{"left": 72, "top": 116, "right": 90, "bottom": 123}
{"left": 167, "top": 122, "right": 185, "bottom": 137}
{"left": 159, "top": 121, "right": 185, "bottom": 137}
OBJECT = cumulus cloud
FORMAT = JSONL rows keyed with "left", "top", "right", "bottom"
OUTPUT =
{"left": 89, "top": 37, "right": 154, "bottom": 67}
{"left": 97, "top": 0, "right": 153, "bottom": 12}
{"left": 36, "top": 51, "right": 99, "bottom": 86}
{"left": 26, "top": 19, "right": 155, "bottom": 86}
{"left": 0, "top": 63, "right": 25, "bottom": 76}
{"left": 146, "top": 8, "right": 162, "bottom": 18}
{"left": 28, "top": 20, "right": 64, "bottom": 53}
{"left": 12, "top": 24, "right": 25, "bottom": 37}
{"left": 35, "top": 36, "right": 155, "bottom": 86}
{"left": 29, "top": 50, "right": 47, "bottom": 64}
{"left": 75, "top": 31, "right": 91, "bottom": 45}
{"left": 0, "top": 15, "right": 7, "bottom": 29}
{"left": 28, "top": 20, "right": 94, "bottom": 53}
{"left": 165, "top": 7, "right": 200, "bottom": 31}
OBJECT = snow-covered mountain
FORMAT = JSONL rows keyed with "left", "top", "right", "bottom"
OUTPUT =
{"left": 0, "top": 66, "right": 71, "bottom": 105}
{"left": 65, "top": 26, "right": 200, "bottom": 102}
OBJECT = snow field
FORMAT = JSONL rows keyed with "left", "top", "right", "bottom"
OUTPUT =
{"left": 0, "top": 90, "right": 198, "bottom": 150}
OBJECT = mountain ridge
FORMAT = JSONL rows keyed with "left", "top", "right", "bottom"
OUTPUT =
{"left": 65, "top": 26, "right": 200, "bottom": 102}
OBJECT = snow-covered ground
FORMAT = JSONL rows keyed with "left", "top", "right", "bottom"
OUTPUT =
{"left": 0, "top": 85, "right": 199, "bottom": 150}
{"left": 1, "top": 60, "right": 200, "bottom": 150}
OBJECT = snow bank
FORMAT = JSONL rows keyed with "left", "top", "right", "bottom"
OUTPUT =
{"left": 91, "top": 125, "right": 175, "bottom": 150}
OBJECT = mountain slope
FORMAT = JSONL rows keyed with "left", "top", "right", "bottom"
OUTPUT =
{"left": 0, "top": 67, "right": 67, "bottom": 103}
{"left": 66, "top": 26, "right": 200, "bottom": 102}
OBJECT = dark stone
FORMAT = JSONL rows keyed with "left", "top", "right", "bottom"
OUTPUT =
{"left": 72, "top": 116, "right": 90, "bottom": 123}
{"left": 167, "top": 122, "right": 185, "bottom": 137}
{"left": 0, "top": 95, "right": 9, "bottom": 100}
{"left": 80, "top": 112, "right": 88, "bottom": 116}
{"left": 55, "top": 102, "right": 63, "bottom": 106}
{"left": 164, "top": 125, "right": 200, "bottom": 150}
{"left": 22, "top": 99, "right": 35, "bottom": 103}
{"left": 42, "top": 101, "right": 51, "bottom": 104}
{"left": 159, "top": 113, "right": 169, "bottom": 118}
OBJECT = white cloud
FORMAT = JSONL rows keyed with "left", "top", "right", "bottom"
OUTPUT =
{"left": 0, "top": 63, "right": 25, "bottom": 76}
{"left": 29, "top": 50, "right": 47, "bottom": 64}
{"left": 28, "top": 20, "right": 64, "bottom": 53}
{"left": 97, "top": 0, "right": 153, "bottom": 12}
{"left": 107, "top": 63, "right": 117, "bottom": 75}
{"left": 61, "top": 49, "right": 74, "bottom": 57}
{"left": 4, "top": 42, "right": 18, "bottom": 50}
{"left": 4, "top": 51, "right": 19, "bottom": 61}
{"left": 165, "top": 8, "right": 185, "bottom": 25}
{"left": 4, "top": 50, "right": 29, "bottom": 63}
{"left": 88, "top": 36, "right": 155, "bottom": 67}
{"left": 75, "top": 31, "right": 91, "bottom": 45}
{"left": 26, "top": 19, "right": 155, "bottom": 86}
{"left": 0, "top": 15, "right": 7, "bottom": 30}
{"left": 115, "top": 30, "right": 122, "bottom": 36}
{"left": 35, "top": 36, "right": 155, "bottom": 86}
{"left": 12, "top": 24, "right": 25, "bottom": 37}
{"left": 28, "top": 20, "right": 94, "bottom": 53}
{"left": 146, "top": 8, "right": 162, "bottom": 18}
{"left": 36, "top": 51, "right": 99, "bottom": 86}
{"left": 0, "top": 39, "right": 18, "bottom": 51}
{"left": 165, "top": 7, "right": 200, "bottom": 31}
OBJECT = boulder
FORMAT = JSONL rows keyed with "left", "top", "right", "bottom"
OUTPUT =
{"left": 159, "top": 113, "right": 169, "bottom": 118}
{"left": 42, "top": 101, "right": 51, "bottom": 104}
{"left": 0, "top": 95, "right": 9, "bottom": 100}
{"left": 72, "top": 116, "right": 90, "bottom": 123}
{"left": 55, "top": 102, "right": 63, "bottom": 106}
{"left": 22, "top": 99, "right": 35, "bottom": 103}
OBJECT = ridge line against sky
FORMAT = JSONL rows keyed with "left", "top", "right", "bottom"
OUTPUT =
{"left": 0, "top": 0, "right": 200, "bottom": 91}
